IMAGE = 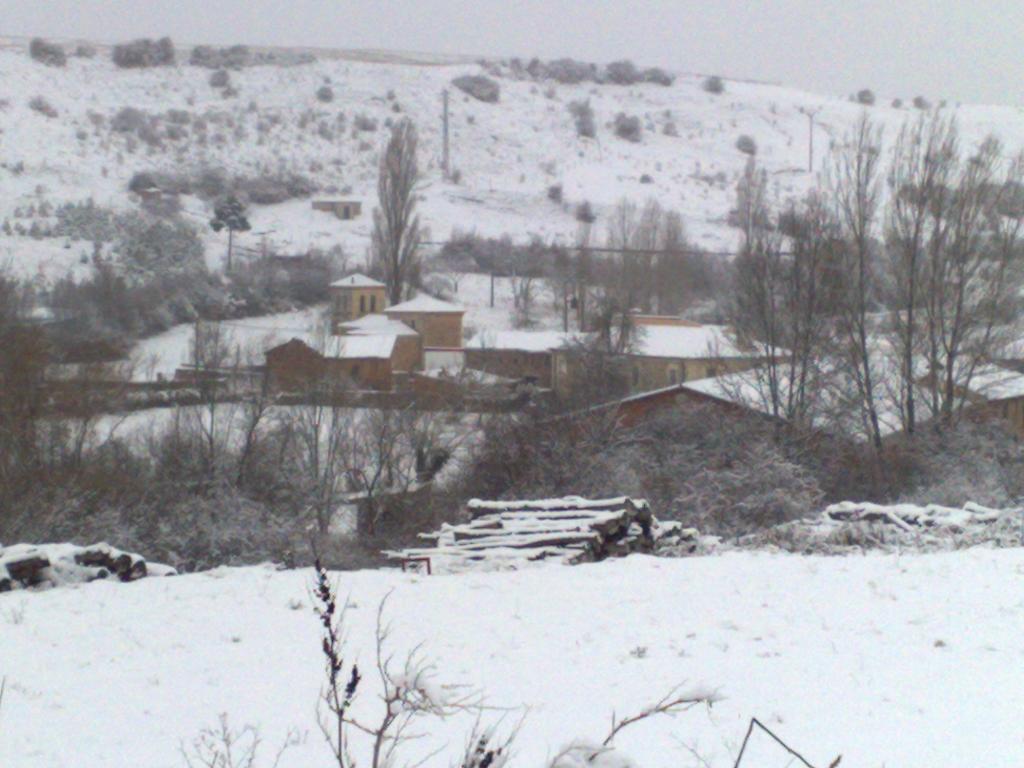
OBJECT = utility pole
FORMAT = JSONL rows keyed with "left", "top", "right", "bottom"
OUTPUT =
{"left": 442, "top": 89, "right": 450, "bottom": 179}
{"left": 799, "top": 107, "right": 820, "bottom": 173}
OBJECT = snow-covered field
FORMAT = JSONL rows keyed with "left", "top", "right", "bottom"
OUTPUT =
{"left": 2, "top": 550, "right": 1023, "bottom": 767}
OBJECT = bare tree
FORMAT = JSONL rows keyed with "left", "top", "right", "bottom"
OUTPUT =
{"left": 919, "top": 138, "right": 1024, "bottom": 423}
{"left": 729, "top": 168, "right": 840, "bottom": 427}
{"left": 371, "top": 119, "right": 423, "bottom": 305}
{"left": 885, "top": 111, "right": 958, "bottom": 432}
{"left": 828, "top": 115, "right": 887, "bottom": 450}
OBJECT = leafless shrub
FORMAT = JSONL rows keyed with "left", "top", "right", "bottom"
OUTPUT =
{"left": 181, "top": 714, "right": 300, "bottom": 768}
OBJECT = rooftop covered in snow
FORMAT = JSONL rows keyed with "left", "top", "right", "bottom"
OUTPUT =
{"left": 329, "top": 273, "right": 385, "bottom": 289}
{"left": 337, "top": 313, "right": 418, "bottom": 337}
{"left": 385, "top": 295, "right": 465, "bottom": 314}
{"left": 630, "top": 324, "right": 750, "bottom": 359}
{"left": 467, "top": 329, "right": 586, "bottom": 352}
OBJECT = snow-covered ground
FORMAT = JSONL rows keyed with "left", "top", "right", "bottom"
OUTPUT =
{"left": 2, "top": 550, "right": 1023, "bottom": 767}
{"left": 3, "top": 38, "right": 1024, "bottom": 286}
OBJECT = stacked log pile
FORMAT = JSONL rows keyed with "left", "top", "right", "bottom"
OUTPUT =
{"left": 388, "top": 496, "right": 660, "bottom": 571}
{"left": 0, "top": 542, "right": 176, "bottom": 592}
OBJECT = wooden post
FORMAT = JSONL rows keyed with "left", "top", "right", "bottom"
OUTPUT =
{"left": 442, "top": 89, "right": 450, "bottom": 179}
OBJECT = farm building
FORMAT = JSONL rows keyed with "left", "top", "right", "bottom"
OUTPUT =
{"left": 337, "top": 313, "right": 423, "bottom": 373}
{"left": 265, "top": 334, "right": 397, "bottom": 391}
{"left": 384, "top": 295, "right": 465, "bottom": 350}
{"left": 466, "top": 330, "right": 582, "bottom": 388}
{"left": 551, "top": 316, "right": 762, "bottom": 398}
{"left": 312, "top": 199, "right": 362, "bottom": 220}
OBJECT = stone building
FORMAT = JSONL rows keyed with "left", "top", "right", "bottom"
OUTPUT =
{"left": 383, "top": 295, "right": 465, "bottom": 350}
{"left": 329, "top": 273, "right": 387, "bottom": 326}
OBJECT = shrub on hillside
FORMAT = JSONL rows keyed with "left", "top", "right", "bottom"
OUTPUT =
{"left": 703, "top": 75, "right": 725, "bottom": 94}
{"left": 29, "top": 38, "right": 67, "bottom": 67}
{"left": 662, "top": 121, "right": 679, "bottom": 137}
{"left": 316, "top": 84, "right": 334, "bottom": 103}
{"left": 452, "top": 74, "right": 500, "bottom": 103}
{"left": 545, "top": 57, "right": 596, "bottom": 84}
{"left": 568, "top": 99, "right": 596, "bottom": 138}
{"left": 613, "top": 112, "right": 642, "bottom": 142}
{"left": 74, "top": 43, "right": 96, "bottom": 59}
{"left": 913, "top": 95, "right": 931, "bottom": 110}
{"left": 28, "top": 96, "right": 58, "bottom": 118}
{"left": 605, "top": 59, "right": 640, "bottom": 85}
{"left": 547, "top": 184, "right": 563, "bottom": 203}
{"left": 189, "top": 44, "right": 251, "bottom": 69}
{"left": 856, "top": 88, "right": 876, "bottom": 106}
{"left": 892, "top": 98, "right": 903, "bottom": 109}
{"left": 235, "top": 172, "right": 316, "bottom": 204}
{"left": 643, "top": 67, "right": 675, "bottom": 86}
{"left": 53, "top": 199, "right": 118, "bottom": 242}
{"left": 112, "top": 37, "right": 175, "bottom": 69}
{"left": 209, "top": 69, "right": 230, "bottom": 88}
{"left": 575, "top": 200, "right": 596, "bottom": 223}
{"left": 353, "top": 113, "right": 378, "bottom": 132}
{"left": 112, "top": 106, "right": 148, "bottom": 133}
{"left": 735, "top": 134, "right": 757, "bottom": 155}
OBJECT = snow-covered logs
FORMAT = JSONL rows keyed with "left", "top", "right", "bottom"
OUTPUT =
{"left": 389, "top": 496, "right": 675, "bottom": 571}
{"left": 0, "top": 542, "right": 175, "bottom": 591}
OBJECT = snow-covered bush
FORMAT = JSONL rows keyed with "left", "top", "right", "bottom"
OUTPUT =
{"left": 703, "top": 75, "right": 725, "bottom": 94}
{"left": 453, "top": 75, "right": 500, "bottom": 103}
{"left": 29, "top": 38, "right": 66, "bottom": 67}
{"left": 112, "top": 37, "right": 176, "bottom": 68}
{"left": 568, "top": 99, "right": 596, "bottom": 138}
{"left": 614, "top": 113, "right": 642, "bottom": 143}
{"left": 675, "top": 442, "right": 824, "bottom": 535}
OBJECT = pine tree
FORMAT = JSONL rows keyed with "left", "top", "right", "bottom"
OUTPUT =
{"left": 209, "top": 195, "right": 251, "bottom": 272}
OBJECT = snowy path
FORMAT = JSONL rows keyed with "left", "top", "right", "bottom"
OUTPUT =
{"left": 2, "top": 550, "right": 1023, "bottom": 767}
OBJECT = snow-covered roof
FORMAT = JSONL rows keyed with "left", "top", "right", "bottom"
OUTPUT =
{"left": 467, "top": 329, "right": 584, "bottom": 352}
{"left": 964, "top": 364, "right": 1024, "bottom": 402}
{"left": 385, "top": 295, "right": 465, "bottom": 314}
{"left": 338, "top": 313, "right": 418, "bottom": 337}
{"left": 322, "top": 334, "right": 397, "bottom": 360}
{"left": 631, "top": 324, "right": 749, "bottom": 359}
{"left": 329, "top": 273, "right": 385, "bottom": 289}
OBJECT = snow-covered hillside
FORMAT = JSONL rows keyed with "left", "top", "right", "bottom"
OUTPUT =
{"left": 4, "top": 37, "right": 1024, "bottom": 284}
{"left": 2, "top": 551, "right": 1023, "bottom": 767}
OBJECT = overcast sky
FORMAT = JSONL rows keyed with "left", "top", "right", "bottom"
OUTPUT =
{"left": 7, "top": 0, "right": 1024, "bottom": 106}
